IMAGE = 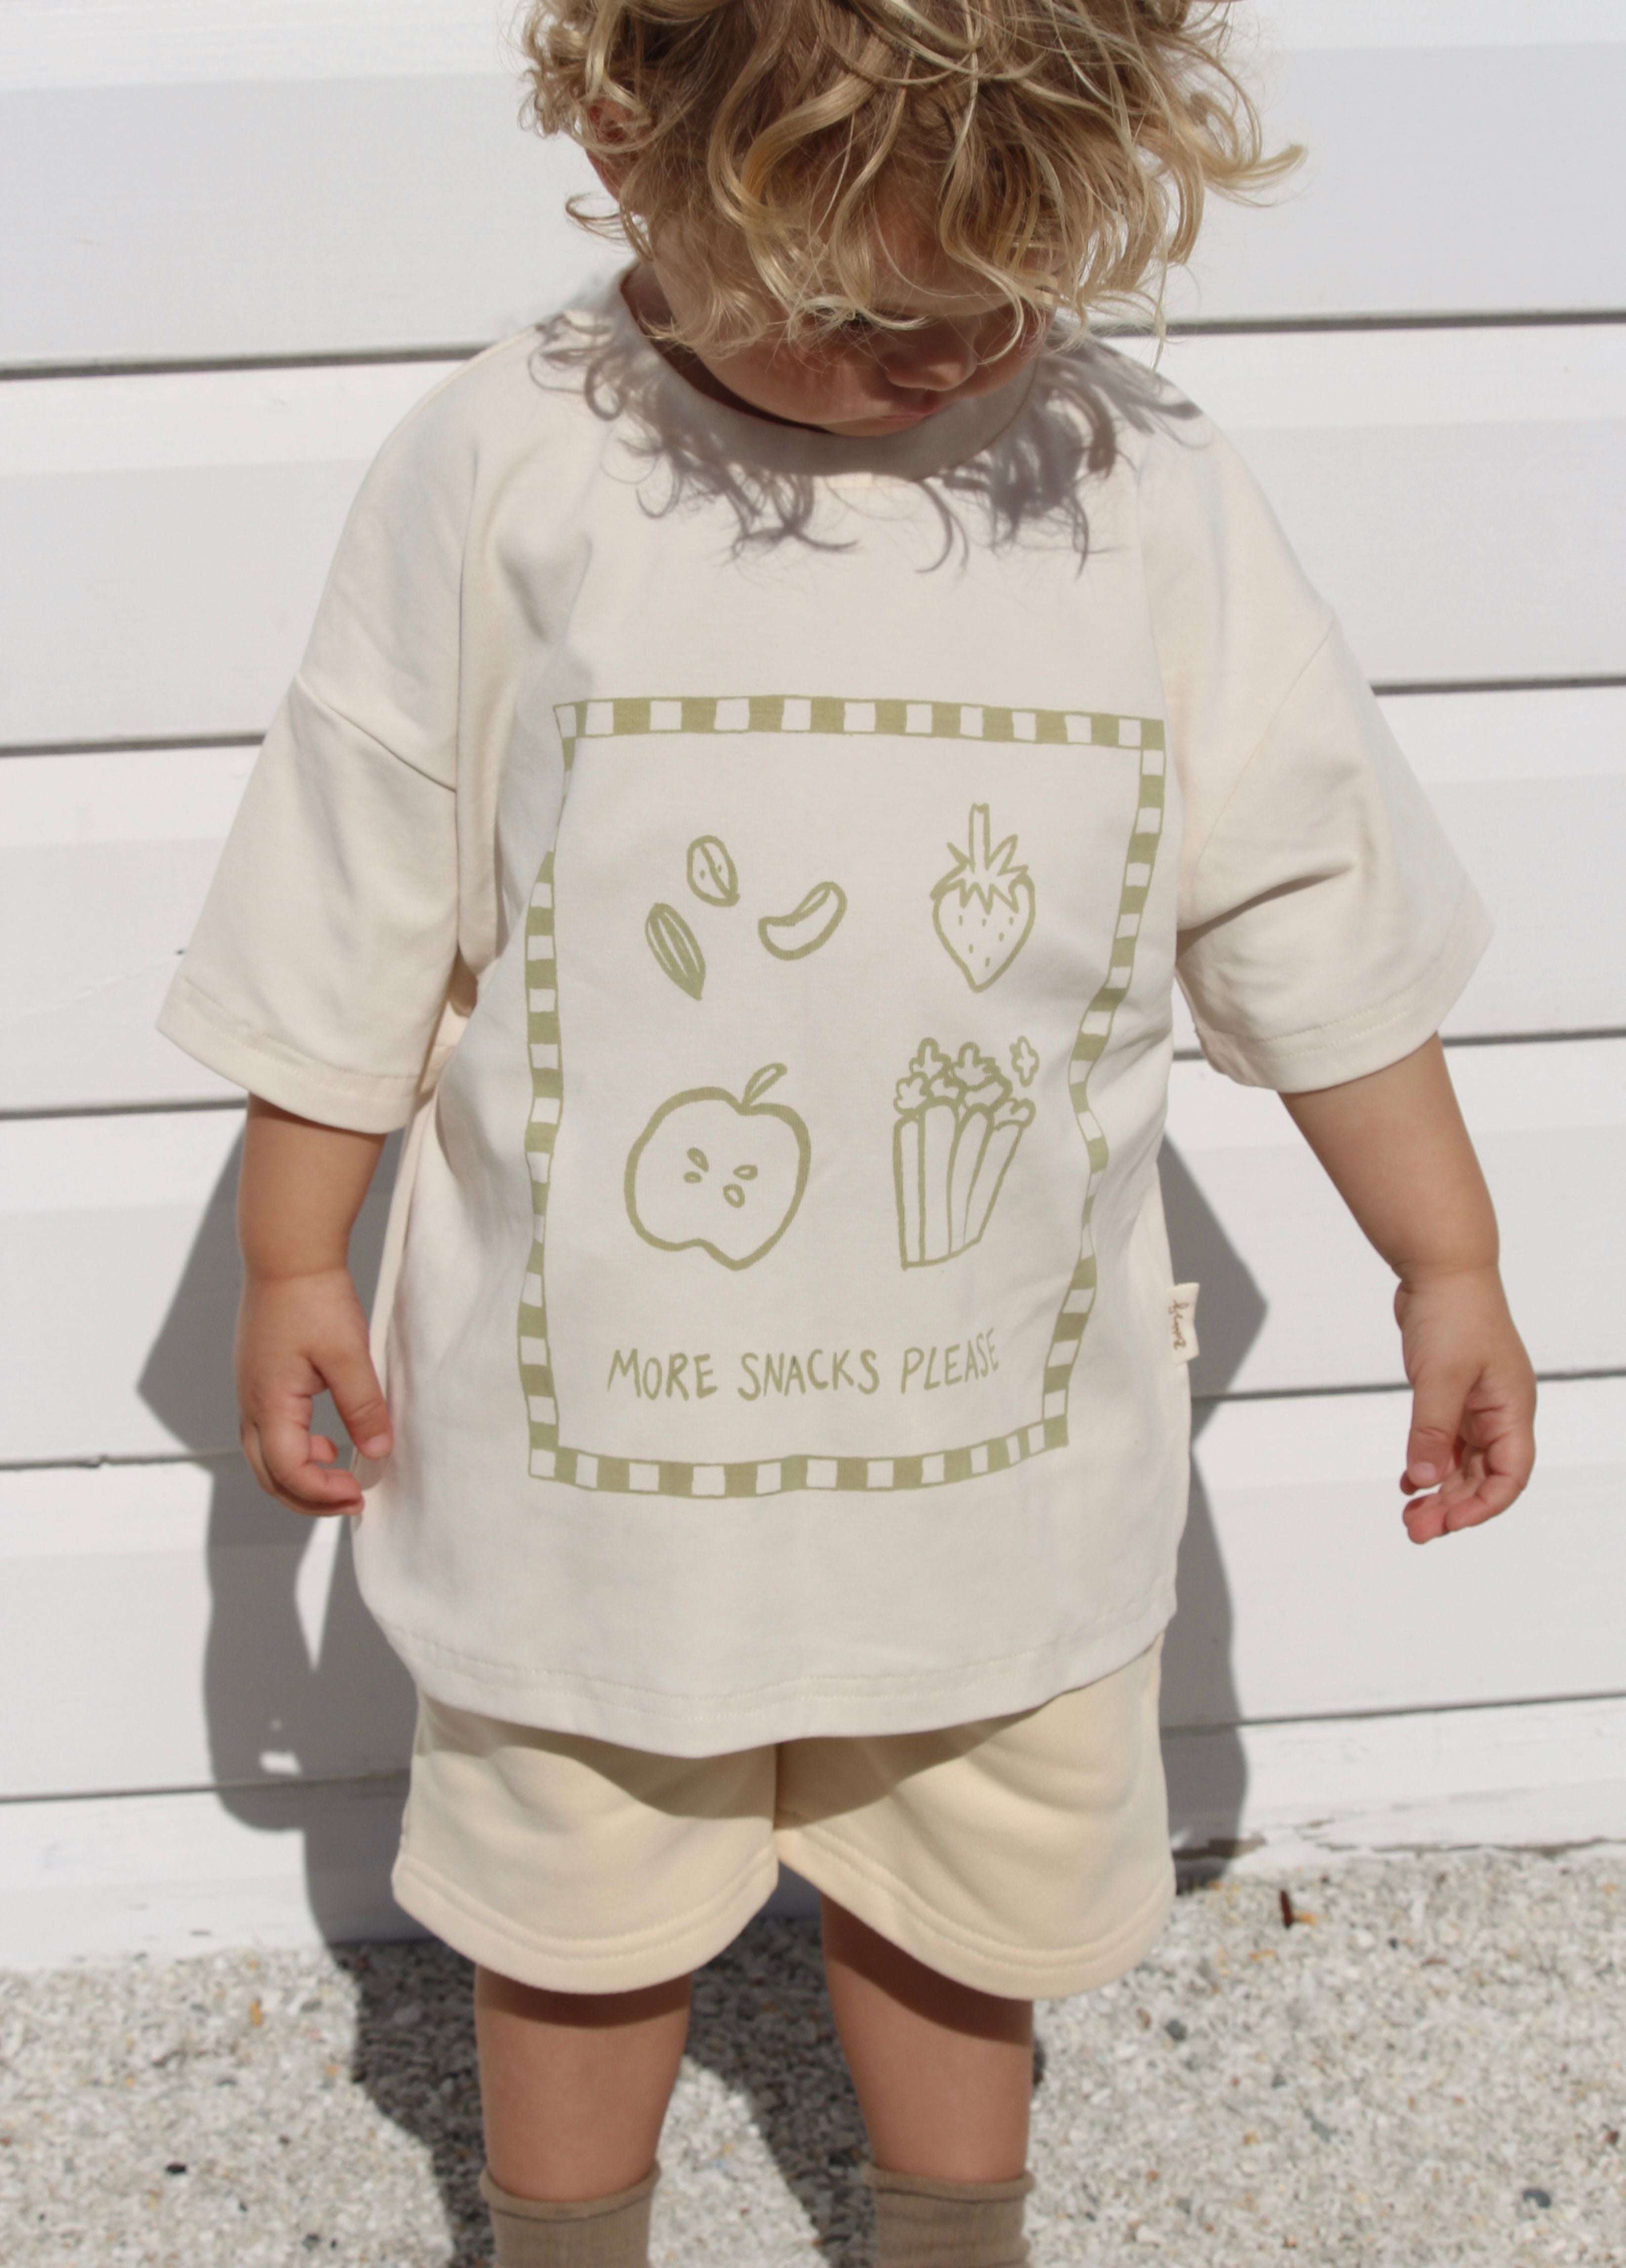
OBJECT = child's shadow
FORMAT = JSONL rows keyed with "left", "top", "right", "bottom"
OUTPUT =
{"left": 681, "top": 1915, "right": 871, "bottom": 2263}
{"left": 1158, "top": 1141, "right": 1268, "bottom": 1876}
{"left": 680, "top": 1917, "right": 1075, "bottom": 2267}
{"left": 318, "top": 1917, "right": 873, "bottom": 2267}
{"left": 135, "top": 1130, "right": 420, "bottom": 1952}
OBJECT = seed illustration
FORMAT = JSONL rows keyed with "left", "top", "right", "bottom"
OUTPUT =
{"left": 645, "top": 902, "right": 706, "bottom": 999}
{"left": 686, "top": 835, "right": 739, "bottom": 907}
{"left": 759, "top": 880, "right": 848, "bottom": 961}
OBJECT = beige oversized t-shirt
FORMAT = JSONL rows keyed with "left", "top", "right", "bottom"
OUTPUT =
{"left": 160, "top": 280, "right": 1489, "bottom": 1753}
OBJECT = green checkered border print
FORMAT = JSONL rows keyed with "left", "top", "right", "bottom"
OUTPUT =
{"left": 516, "top": 694, "right": 1166, "bottom": 1498}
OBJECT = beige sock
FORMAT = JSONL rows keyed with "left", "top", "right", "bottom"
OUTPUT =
{"left": 864, "top": 2164, "right": 1035, "bottom": 2268}
{"left": 479, "top": 2163, "right": 659, "bottom": 2268}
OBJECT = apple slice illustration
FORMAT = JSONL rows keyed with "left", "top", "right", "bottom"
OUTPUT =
{"left": 624, "top": 1063, "right": 811, "bottom": 1270}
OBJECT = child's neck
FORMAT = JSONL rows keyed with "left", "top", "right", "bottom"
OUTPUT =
{"left": 620, "top": 265, "right": 815, "bottom": 433}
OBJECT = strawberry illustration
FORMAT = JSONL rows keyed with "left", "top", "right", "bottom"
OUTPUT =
{"left": 931, "top": 805, "right": 1036, "bottom": 991}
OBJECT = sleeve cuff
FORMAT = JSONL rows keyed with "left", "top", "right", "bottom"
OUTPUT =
{"left": 1185, "top": 880, "right": 1494, "bottom": 1093}
{"left": 156, "top": 972, "right": 424, "bottom": 1134}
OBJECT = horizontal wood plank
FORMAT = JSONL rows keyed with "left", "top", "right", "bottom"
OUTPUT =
{"left": 2, "top": 0, "right": 524, "bottom": 86}
{"left": 0, "top": 840, "right": 243, "bottom": 1111}
{"left": 0, "top": 73, "right": 604, "bottom": 368}
{"left": 2, "top": 328, "right": 1623, "bottom": 746}
{"left": 1144, "top": 322, "right": 1626, "bottom": 433}
{"left": 1168, "top": 1378, "right": 1626, "bottom": 1732}
{"left": 1, "top": 745, "right": 258, "bottom": 1110}
{"left": 6, "top": 688, "right": 1623, "bottom": 1113}
{"left": 0, "top": 1460, "right": 417, "bottom": 1801}
{"left": 1409, "top": 776, "right": 1626, "bottom": 1037}
{"left": 4, "top": 1693, "right": 1622, "bottom": 1967}
{"left": 0, "top": 1775, "right": 418, "bottom": 1969}
{"left": 0, "top": 1109, "right": 396, "bottom": 1464}
{"left": 4, "top": 7, "right": 1625, "bottom": 365}
{"left": 2, "top": 1378, "right": 1619, "bottom": 1804}
{"left": 0, "top": 1039, "right": 1619, "bottom": 1452}
{"left": 0, "top": 357, "right": 465, "bottom": 749}
{"left": 1170, "top": 685, "right": 1626, "bottom": 1053}
{"left": 1167, "top": 17, "right": 1626, "bottom": 324}
{"left": 1145, "top": 324, "right": 1626, "bottom": 688}
{"left": 1166, "top": 1038, "right": 1626, "bottom": 1397}
{"left": 1164, "top": 1692, "right": 1626, "bottom": 1866}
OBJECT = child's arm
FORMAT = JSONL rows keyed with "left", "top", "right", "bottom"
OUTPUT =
{"left": 1279, "top": 1036, "right": 1536, "bottom": 1544}
{"left": 235, "top": 1095, "right": 392, "bottom": 1516}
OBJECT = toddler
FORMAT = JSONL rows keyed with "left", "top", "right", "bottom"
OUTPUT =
{"left": 160, "top": 4, "right": 1537, "bottom": 2263}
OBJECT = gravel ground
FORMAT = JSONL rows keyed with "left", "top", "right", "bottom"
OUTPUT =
{"left": 2, "top": 1849, "right": 1623, "bottom": 2267}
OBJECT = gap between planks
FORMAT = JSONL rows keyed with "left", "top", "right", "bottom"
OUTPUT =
{"left": 1, "top": 1364, "right": 1622, "bottom": 1471}
{"left": 6, "top": 307, "right": 1626, "bottom": 385}
{"left": 6, "top": 678, "right": 1626, "bottom": 761}
{"left": 0, "top": 1770, "right": 410, "bottom": 1811}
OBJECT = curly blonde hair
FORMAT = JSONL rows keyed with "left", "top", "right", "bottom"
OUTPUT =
{"left": 518, "top": 0, "right": 1293, "bottom": 349}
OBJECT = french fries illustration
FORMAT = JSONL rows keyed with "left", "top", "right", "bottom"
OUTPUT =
{"left": 893, "top": 1038, "right": 1034, "bottom": 1268}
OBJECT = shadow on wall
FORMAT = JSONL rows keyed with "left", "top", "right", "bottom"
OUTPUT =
{"left": 136, "top": 1127, "right": 1263, "bottom": 2264}
{"left": 136, "top": 1128, "right": 420, "bottom": 1950}
{"left": 1157, "top": 1141, "right": 1268, "bottom": 1876}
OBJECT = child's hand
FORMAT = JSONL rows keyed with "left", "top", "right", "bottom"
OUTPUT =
{"left": 1393, "top": 1264, "right": 1536, "bottom": 1544}
{"left": 1282, "top": 1040, "right": 1537, "bottom": 1549}
{"left": 235, "top": 1265, "right": 393, "bottom": 1516}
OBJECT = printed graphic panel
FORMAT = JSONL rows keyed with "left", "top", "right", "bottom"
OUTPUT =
{"left": 517, "top": 697, "right": 1164, "bottom": 1497}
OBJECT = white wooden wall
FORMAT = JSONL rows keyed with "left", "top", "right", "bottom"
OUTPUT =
{"left": 3, "top": 0, "right": 1625, "bottom": 1967}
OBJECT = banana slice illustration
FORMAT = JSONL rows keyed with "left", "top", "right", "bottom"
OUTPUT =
{"left": 758, "top": 881, "right": 848, "bottom": 961}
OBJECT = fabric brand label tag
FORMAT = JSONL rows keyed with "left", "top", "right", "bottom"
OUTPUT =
{"left": 1170, "top": 1283, "right": 1200, "bottom": 1364}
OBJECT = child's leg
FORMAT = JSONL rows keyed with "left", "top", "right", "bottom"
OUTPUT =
{"left": 390, "top": 1692, "right": 780, "bottom": 2251}
{"left": 779, "top": 1646, "right": 1176, "bottom": 2264}
{"left": 820, "top": 1898, "right": 1031, "bottom": 2181}
{"left": 821, "top": 1899, "right": 1037, "bottom": 2266}
{"left": 475, "top": 1964, "right": 692, "bottom": 2200}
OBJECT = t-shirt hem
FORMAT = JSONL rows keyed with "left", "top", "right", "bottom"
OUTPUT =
{"left": 366, "top": 1592, "right": 1179, "bottom": 1757}
{"left": 157, "top": 973, "right": 423, "bottom": 1134}
{"left": 1189, "top": 879, "right": 1492, "bottom": 1093}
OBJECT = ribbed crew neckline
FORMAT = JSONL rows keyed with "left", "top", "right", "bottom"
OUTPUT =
{"left": 600, "top": 265, "right": 1042, "bottom": 486}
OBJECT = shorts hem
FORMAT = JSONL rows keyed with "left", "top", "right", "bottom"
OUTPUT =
{"left": 390, "top": 1844, "right": 780, "bottom": 1994}
{"left": 775, "top": 1822, "right": 1176, "bottom": 2000}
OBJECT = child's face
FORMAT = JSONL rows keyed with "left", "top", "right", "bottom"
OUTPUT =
{"left": 625, "top": 225, "right": 1049, "bottom": 440}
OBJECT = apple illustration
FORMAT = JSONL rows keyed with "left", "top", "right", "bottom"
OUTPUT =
{"left": 624, "top": 1063, "right": 811, "bottom": 1270}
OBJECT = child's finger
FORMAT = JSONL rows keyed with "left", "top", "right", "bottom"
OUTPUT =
{"left": 1441, "top": 1424, "right": 1537, "bottom": 1531}
{"left": 1401, "top": 1360, "right": 1478, "bottom": 1492}
{"left": 1404, "top": 1407, "right": 1536, "bottom": 1542}
{"left": 247, "top": 1411, "right": 364, "bottom": 1515}
{"left": 322, "top": 1341, "right": 394, "bottom": 1461}
{"left": 1405, "top": 1480, "right": 1494, "bottom": 1543}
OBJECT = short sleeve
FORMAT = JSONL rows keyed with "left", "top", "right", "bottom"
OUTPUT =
{"left": 157, "top": 378, "right": 472, "bottom": 1133}
{"left": 1138, "top": 407, "right": 1492, "bottom": 1092}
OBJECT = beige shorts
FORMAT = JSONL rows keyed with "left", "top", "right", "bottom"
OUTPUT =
{"left": 392, "top": 1636, "right": 1173, "bottom": 2001}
